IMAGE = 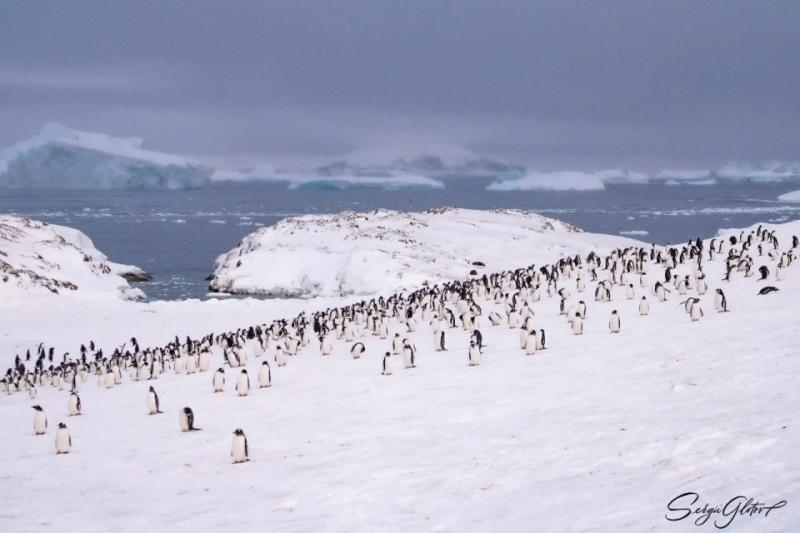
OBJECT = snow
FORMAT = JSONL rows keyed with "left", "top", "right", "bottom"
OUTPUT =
{"left": 208, "top": 208, "right": 641, "bottom": 297}
{"left": 1, "top": 213, "right": 799, "bottom": 531}
{"left": 487, "top": 169, "right": 648, "bottom": 191}
{"left": 0, "top": 123, "right": 211, "bottom": 189}
{"left": 778, "top": 190, "right": 800, "bottom": 203}
{"left": 0, "top": 215, "right": 147, "bottom": 301}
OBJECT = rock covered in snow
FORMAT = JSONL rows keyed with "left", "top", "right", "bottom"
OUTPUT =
{"left": 0, "top": 215, "right": 147, "bottom": 300}
{"left": 209, "top": 207, "right": 643, "bottom": 298}
{"left": 0, "top": 123, "right": 211, "bottom": 190}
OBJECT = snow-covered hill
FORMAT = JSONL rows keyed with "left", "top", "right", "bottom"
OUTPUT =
{"left": 209, "top": 208, "right": 643, "bottom": 298}
{"left": 0, "top": 215, "right": 148, "bottom": 301}
{"left": 1, "top": 214, "right": 798, "bottom": 532}
{"left": 0, "top": 123, "right": 211, "bottom": 190}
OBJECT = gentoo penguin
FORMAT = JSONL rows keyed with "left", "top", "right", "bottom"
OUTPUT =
{"left": 758, "top": 265, "right": 770, "bottom": 281}
{"left": 275, "top": 346, "right": 288, "bottom": 367}
{"left": 689, "top": 299, "right": 704, "bottom": 321}
{"left": 434, "top": 330, "right": 446, "bottom": 352}
{"left": 488, "top": 312, "right": 502, "bottom": 326}
{"left": 180, "top": 407, "right": 201, "bottom": 432}
{"left": 319, "top": 334, "right": 332, "bottom": 356}
{"left": 32, "top": 405, "right": 47, "bottom": 435}
{"left": 524, "top": 330, "right": 537, "bottom": 355}
{"left": 758, "top": 286, "right": 779, "bottom": 295}
{"left": 468, "top": 339, "right": 481, "bottom": 366}
{"left": 392, "top": 333, "right": 404, "bottom": 355}
{"left": 231, "top": 428, "right": 249, "bottom": 464}
{"left": 714, "top": 288, "right": 728, "bottom": 312}
{"left": 381, "top": 352, "right": 393, "bottom": 376}
{"left": 236, "top": 369, "right": 250, "bottom": 397}
{"left": 638, "top": 296, "right": 650, "bottom": 316}
{"left": 258, "top": 361, "right": 271, "bottom": 388}
{"left": 571, "top": 314, "right": 584, "bottom": 335}
{"left": 609, "top": 310, "right": 621, "bottom": 333}
{"left": 68, "top": 392, "right": 81, "bottom": 416}
{"left": 147, "top": 386, "right": 163, "bottom": 415}
{"left": 55, "top": 422, "right": 71, "bottom": 454}
{"left": 350, "top": 342, "right": 365, "bottom": 360}
{"left": 213, "top": 368, "right": 225, "bottom": 393}
{"left": 402, "top": 340, "right": 416, "bottom": 369}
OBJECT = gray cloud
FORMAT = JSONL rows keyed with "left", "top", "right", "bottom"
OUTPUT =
{"left": 0, "top": 0, "right": 798, "bottom": 170}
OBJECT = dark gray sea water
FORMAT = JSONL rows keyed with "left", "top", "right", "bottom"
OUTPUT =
{"left": 3, "top": 178, "right": 799, "bottom": 300}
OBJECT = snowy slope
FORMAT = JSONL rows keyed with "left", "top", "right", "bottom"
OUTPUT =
{"left": 209, "top": 208, "right": 644, "bottom": 297}
{"left": 0, "top": 216, "right": 798, "bottom": 532}
{"left": 0, "top": 123, "right": 211, "bottom": 190}
{"left": 0, "top": 215, "right": 147, "bottom": 301}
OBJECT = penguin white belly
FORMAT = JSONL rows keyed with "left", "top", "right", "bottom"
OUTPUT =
{"left": 469, "top": 345, "right": 481, "bottom": 366}
{"left": 402, "top": 349, "right": 413, "bottom": 368}
{"left": 34, "top": 412, "right": 47, "bottom": 435}
{"left": 258, "top": 366, "right": 271, "bottom": 388}
{"left": 524, "top": 333, "right": 537, "bottom": 355}
{"left": 609, "top": 317, "right": 621, "bottom": 333}
{"left": 231, "top": 435, "right": 248, "bottom": 463}
{"left": 690, "top": 304, "right": 703, "bottom": 321}
{"left": 147, "top": 393, "right": 158, "bottom": 415}
{"left": 382, "top": 356, "right": 394, "bottom": 375}
{"left": 275, "top": 349, "right": 288, "bottom": 367}
{"left": 519, "top": 328, "right": 529, "bottom": 349}
{"left": 236, "top": 376, "right": 249, "bottom": 396}
{"left": 68, "top": 395, "right": 80, "bottom": 416}
{"left": 55, "top": 428, "right": 71, "bottom": 454}
{"left": 572, "top": 317, "right": 583, "bottom": 335}
{"left": 639, "top": 300, "right": 650, "bottom": 316}
{"left": 186, "top": 356, "right": 198, "bottom": 374}
{"left": 198, "top": 352, "right": 210, "bottom": 372}
{"left": 179, "top": 411, "right": 190, "bottom": 432}
{"left": 213, "top": 373, "right": 225, "bottom": 392}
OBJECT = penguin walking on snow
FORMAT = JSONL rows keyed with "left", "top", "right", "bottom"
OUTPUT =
{"left": 468, "top": 339, "right": 481, "bottom": 366}
{"left": 402, "top": 340, "right": 417, "bottom": 369}
{"left": 638, "top": 296, "right": 649, "bottom": 316}
{"left": 231, "top": 428, "right": 249, "bottom": 464}
{"left": 571, "top": 313, "right": 584, "bottom": 335}
{"left": 258, "top": 361, "right": 271, "bottom": 388}
{"left": 180, "top": 407, "right": 201, "bottom": 432}
{"left": 68, "top": 392, "right": 82, "bottom": 416}
{"left": 714, "top": 288, "right": 728, "bottom": 312}
{"left": 350, "top": 342, "right": 365, "bottom": 359}
{"left": 609, "top": 310, "right": 621, "bottom": 333}
{"left": 382, "top": 352, "right": 393, "bottom": 375}
{"left": 147, "top": 386, "right": 163, "bottom": 415}
{"left": 213, "top": 368, "right": 225, "bottom": 393}
{"left": 55, "top": 422, "right": 71, "bottom": 454}
{"left": 689, "top": 299, "right": 704, "bottom": 321}
{"left": 33, "top": 405, "right": 47, "bottom": 435}
{"left": 236, "top": 369, "right": 250, "bottom": 397}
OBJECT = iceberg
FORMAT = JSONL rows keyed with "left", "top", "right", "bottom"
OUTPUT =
{"left": 0, "top": 123, "right": 211, "bottom": 190}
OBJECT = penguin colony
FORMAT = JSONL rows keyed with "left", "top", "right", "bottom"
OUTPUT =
{"left": 4, "top": 225, "right": 796, "bottom": 460}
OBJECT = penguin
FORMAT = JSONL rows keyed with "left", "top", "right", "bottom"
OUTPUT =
{"left": 350, "top": 342, "right": 365, "bottom": 360}
{"left": 714, "top": 288, "right": 728, "bottom": 312}
{"left": 55, "top": 422, "right": 71, "bottom": 454}
{"left": 236, "top": 369, "right": 250, "bottom": 397}
{"left": 524, "top": 330, "right": 537, "bottom": 355}
{"left": 609, "top": 310, "right": 621, "bottom": 333}
{"left": 571, "top": 314, "right": 584, "bottom": 335}
{"left": 468, "top": 339, "right": 481, "bottom": 366}
{"left": 381, "top": 352, "right": 393, "bottom": 376}
{"left": 275, "top": 346, "right": 288, "bottom": 367}
{"left": 147, "top": 386, "right": 163, "bottom": 415}
{"left": 757, "top": 286, "right": 779, "bottom": 295}
{"left": 488, "top": 312, "right": 502, "bottom": 326}
{"left": 32, "top": 405, "right": 47, "bottom": 435}
{"left": 434, "top": 330, "right": 446, "bottom": 352}
{"left": 213, "top": 368, "right": 225, "bottom": 393}
{"left": 180, "top": 407, "right": 201, "bottom": 432}
{"left": 68, "top": 392, "right": 81, "bottom": 416}
{"left": 231, "top": 428, "right": 249, "bottom": 464}
{"left": 402, "top": 341, "right": 417, "bottom": 369}
{"left": 689, "top": 299, "right": 704, "bottom": 321}
{"left": 258, "top": 361, "right": 271, "bottom": 388}
{"left": 392, "top": 333, "right": 403, "bottom": 355}
{"left": 319, "top": 334, "right": 332, "bottom": 356}
{"left": 758, "top": 265, "right": 770, "bottom": 281}
{"left": 638, "top": 296, "right": 650, "bottom": 316}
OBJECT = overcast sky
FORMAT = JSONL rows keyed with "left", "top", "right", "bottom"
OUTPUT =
{"left": 1, "top": 1, "right": 798, "bottom": 171}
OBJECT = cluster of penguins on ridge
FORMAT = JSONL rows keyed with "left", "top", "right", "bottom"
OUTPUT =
{"left": 11, "top": 226, "right": 798, "bottom": 462}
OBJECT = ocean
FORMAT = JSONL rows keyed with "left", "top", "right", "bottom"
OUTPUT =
{"left": 3, "top": 178, "right": 799, "bottom": 301}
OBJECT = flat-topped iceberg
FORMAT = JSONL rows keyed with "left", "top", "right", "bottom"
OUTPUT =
{"left": 0, "top": 123, "right": 211, "bottom": 190}
{"left": 208, "top": 207, "right": 644, "bottom": 298}
{"left": 0, "top": 215, "right": 147, "bottom": 300}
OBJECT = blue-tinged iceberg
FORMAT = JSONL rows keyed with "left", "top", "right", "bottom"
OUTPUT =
{"left": 0, "top": 123, "right": 211, "bottom": 190}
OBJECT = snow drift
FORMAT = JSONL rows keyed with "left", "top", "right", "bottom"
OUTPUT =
{"left": 208, "top": 208, "right": 643, "bottom": 298}
{"left": 0, "top": 215, "right": 147, "bottom": 300}
{"left": 0, "top": 123, "right": 211, "bottom": 190}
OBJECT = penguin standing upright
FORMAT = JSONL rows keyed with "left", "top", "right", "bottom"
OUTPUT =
{"left": 32, "top": 405, "right": 47, "bottom": 435}
{"left": 350, "top": 342, "right": 365, "bottom": 359}
{"left": 609, "top": 310, "right": 621, "bottom": 333}
{"left": 147, "top": 386, "right": 162, "bottom": 415}
{"left": 68, "top": 392, "right": 81, "bottom": 416}
{"left": 714, "top": 288, "right": 728, "bottom": 312}
{"left": 236, "top": 369, "right": 250, "bottom": 397}
{"left": 392, "top": 334, "right": 403, "bottom": 355}
{"left": 180, "top": 407, "right": 201, "bottom": 432}
{"left": 689, "top": 299, "right": 704, "bottom": 321}
{"left": 275, "top": 346, "right": 288, "bottom": 367}
{"left": 231, "top": 428, "right": 249, "bottom": 464}
{"left": 55, "top": 422, "right": 71, "bottom": 454}
{"left": 381, "top": 352, "right": 393, "bottom": 376}
{"left": 524, "top": 330, "right": 537, "bottom": 355}
{"left": 402, "top": 341, "right": 416, "bottom": 369}
{"left": 468, "top": 339, "right": 481, "bottom": 366}
{"left": 258, "top": 361, "right": 271, "bottom": 388}
{"left": 572, "top": 314, "right": 584, "bottom": 335}
{"left": 638, "top": 296, "right": 650, "bottom": 316}
{"left": 212, "top": 368, "right": 225, "bottom": 393}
